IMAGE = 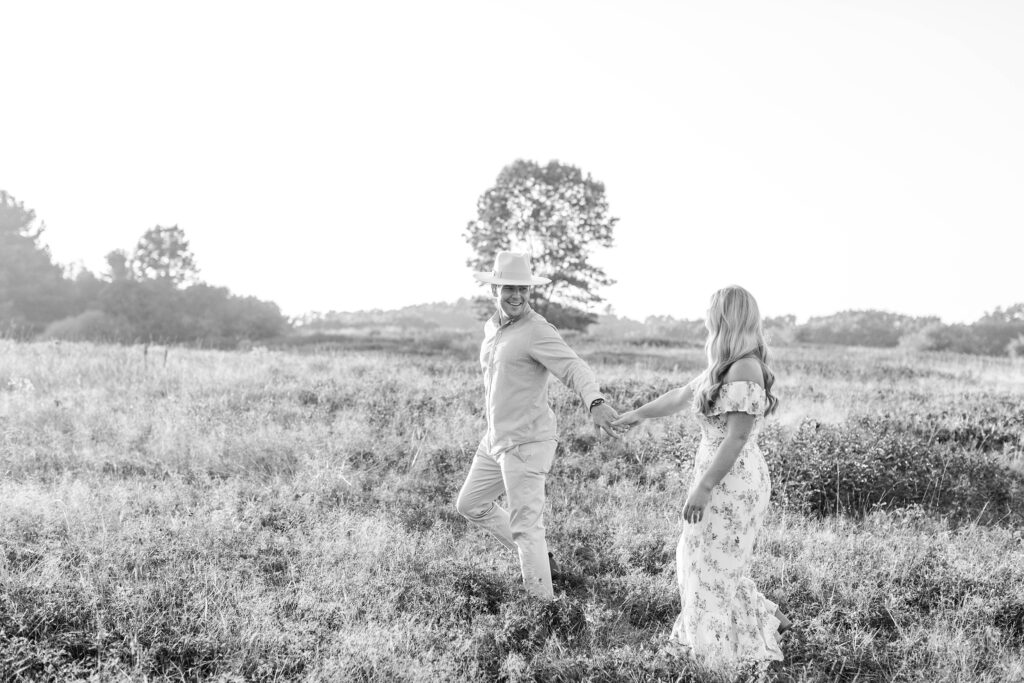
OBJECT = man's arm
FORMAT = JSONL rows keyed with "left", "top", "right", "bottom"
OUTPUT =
{"left": 530, "top": 323, "right": 618, "bottom": 437}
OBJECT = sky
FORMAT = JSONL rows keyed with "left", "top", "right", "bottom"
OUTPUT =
{"left": 2, "top": 0, "right": 1022, "bottom": 324}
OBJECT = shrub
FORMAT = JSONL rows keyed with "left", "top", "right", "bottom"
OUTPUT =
{"left": 1008, "top": 335, "right": 1024, "bottom": 359}
{"left": 902, "top": 321, "right": 1024, "bottom": 357}
{"left": 96, "top": 279, "right": 289, "bottom": 347}
{"left": 763, "top": 417, "right": 1024, "bottom": 523}
{"left": 40, "top": 310, "right": 136, "bottom": 343}
{"left": 796, "top": 310, "right": 939, "bottom": 348}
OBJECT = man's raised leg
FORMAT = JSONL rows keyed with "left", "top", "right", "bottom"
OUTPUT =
{"left": 455, "top": 443, "right": 515, "bottom": 551}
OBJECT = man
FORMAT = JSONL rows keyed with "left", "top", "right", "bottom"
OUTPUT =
{"left": 455, "top": 251, "right": 619, "bottom": 600}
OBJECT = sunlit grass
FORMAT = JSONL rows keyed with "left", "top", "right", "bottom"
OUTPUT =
{"left": 1, "top": 339, "right": 1022, "bottom": 681}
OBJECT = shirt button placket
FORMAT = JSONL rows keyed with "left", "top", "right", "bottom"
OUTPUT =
{"left": 486, "top": 326, "right": 502, "bottom": 438}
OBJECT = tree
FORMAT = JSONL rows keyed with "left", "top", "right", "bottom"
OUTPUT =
{"left": 979, "top": 303, "right": 1024, "bottom": 324}
{"left": 0, "top": 190, "right": 72, "bottom": 336}
{"left": 131, "top": 225, "right": 199, "bottom": 286}
{"left": 91, "top": 279, "right": 288, "bottom": 346}
{"left": 68, "top": 266, "right": 105, "bottom": 312}
{"left": 105, "top": 249, "right": 133, "bottom": 282}
{"left": 98, "top": 278, "right": 185, "bottom": 342}
{"left": 465, "top": 160, "right": 617, "bottom": 329}
{"left": 795, "top": 310, "right": 940, "bottom": 348}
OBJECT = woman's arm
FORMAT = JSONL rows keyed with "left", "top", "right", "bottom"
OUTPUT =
{"left": 683, "top": 358, "right": 763, "bottom": 523}
{"left": 683, "top": 412, "right": 756, "bottom": 521}
{"left": 611, "top": 376, "right": 699, "bottom": 430}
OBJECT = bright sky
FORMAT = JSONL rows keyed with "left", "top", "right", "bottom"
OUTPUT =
{"left": 3, "top": 0, "right": 1022, "bottom": 323}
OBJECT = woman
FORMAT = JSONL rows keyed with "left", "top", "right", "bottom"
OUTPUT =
{"left": 612, "top": 285, "right": 788, "bottom": 674}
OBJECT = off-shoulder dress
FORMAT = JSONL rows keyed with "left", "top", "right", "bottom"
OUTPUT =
{"left": 670, "top": 380, "right": 784, "bottom": 672}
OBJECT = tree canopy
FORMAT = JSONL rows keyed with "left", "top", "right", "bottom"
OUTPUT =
{"left": 0, "top": 191, "right": 71, "bottom": 336}
{"left": 0, "top": 190, "right": 287, "bottom": 346}
{"left": 131, "top": 225, "right": 199, "bottom": 286}
{"left": 465, "top": 160, "right": 617, "bottom": 329}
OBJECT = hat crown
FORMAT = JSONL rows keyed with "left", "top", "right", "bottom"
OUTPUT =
{"left": 493, "top": 252, "right": 534, "bottom": 281}
{"left": 473, "top": 250, "right": 552, "bottom": 286}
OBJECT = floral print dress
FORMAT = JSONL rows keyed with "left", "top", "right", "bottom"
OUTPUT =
{"left": 670, "top": 380, "right": 783, "bottom": 672}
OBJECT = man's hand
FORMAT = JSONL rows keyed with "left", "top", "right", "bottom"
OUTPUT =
{"left": 591, "top": 402, "right": 621, "bottom": 438}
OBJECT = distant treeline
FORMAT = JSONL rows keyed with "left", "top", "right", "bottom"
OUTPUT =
{"left": 794, "top": 308, "right": 1024, "bottom": 357}
{"left": 1, "top": 191, "right": 288, "bottom": 347}
{"left": 5, "top": 189, "right": 1021, "bottom": 355}
{"left": 602, "top": 308, "right": 1024, "bottom": 357}
{"left": 301, "top": 302, "right": 1024, "bottom": 358}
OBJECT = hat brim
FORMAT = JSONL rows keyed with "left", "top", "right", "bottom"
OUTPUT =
{"left": 473, "top": 272, "right": 551, "bottom": 286}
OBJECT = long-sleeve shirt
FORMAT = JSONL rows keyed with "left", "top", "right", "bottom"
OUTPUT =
{"left": 479, "top": 308, "right": 603, "bottom": 455}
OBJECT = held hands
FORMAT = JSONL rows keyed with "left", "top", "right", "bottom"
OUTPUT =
{"left": 590, "top": 402, "right": 621, "bottom": 438}
{"left": 683, "top": 484, "right": 712, "bottom": 524}
{"left": 609, "top": 410, "right": 646, "bottom": 435}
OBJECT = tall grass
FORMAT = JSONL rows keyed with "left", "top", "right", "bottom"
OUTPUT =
{"left": 1, "top": 339, "right": 1022, "bottom": 681}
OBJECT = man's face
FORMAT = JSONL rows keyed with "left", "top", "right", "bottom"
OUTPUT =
{"left": 494, "top": 285, "right": 530, "bottom": 319}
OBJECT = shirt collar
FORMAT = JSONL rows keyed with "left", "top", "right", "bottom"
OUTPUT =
{"left": 495, "top": 303, "right": 531, "bottom": 328}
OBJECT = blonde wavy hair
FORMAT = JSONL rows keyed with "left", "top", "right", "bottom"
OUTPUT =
{"left": 694, "top": 285, "right": 779, "bottom": 416}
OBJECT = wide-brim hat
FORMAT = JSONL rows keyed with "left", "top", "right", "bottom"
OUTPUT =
{"left": 473, "top": 251, "right": 551, "bottom": 286}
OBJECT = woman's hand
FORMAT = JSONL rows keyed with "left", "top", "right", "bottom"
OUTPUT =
{"left": 610, "top": 410, "right": 646, "bottom": 434}
{"left": 683, "top": 484, "right": 712, "bottom": 523}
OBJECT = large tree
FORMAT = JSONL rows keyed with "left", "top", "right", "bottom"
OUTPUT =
{"left": 465, "top": 160, "right": 617, "bottom": 329}
{"left": 131, "top": 225, "right": 199, "bottom": 286}
{"left": 0, "top": 191, "right": 71, "bottom": 336}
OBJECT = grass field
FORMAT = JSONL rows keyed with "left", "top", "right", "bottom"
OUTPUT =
{"left": 1, "top": 338, "right": 1023, "bottom": 682}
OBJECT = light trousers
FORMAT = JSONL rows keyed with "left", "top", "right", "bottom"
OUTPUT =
{"left": 455, "top": 439, "right": 556, "bottom": 600}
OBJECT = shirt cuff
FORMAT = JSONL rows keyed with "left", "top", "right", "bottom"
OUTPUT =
{"left": 583, "top": 391, "right": 604, "bottom": 410}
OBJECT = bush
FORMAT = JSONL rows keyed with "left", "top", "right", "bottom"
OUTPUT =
{"left": 797, "top": 310, "right": 939, "bottom": 348}
{"left": 1008, "top": 335, "right": 1024, "bottom": 359}
{"left": 92, "top": 280, "right": 289, "bottom": 347}
{"left": 763, "top": 417, "right": 1024, "bottom": 523}
{"left": 41, "top": 310, "right": 136, "bottom": 343}
{"left": 901, "top": 321, "right": 1024, "bottom": 357}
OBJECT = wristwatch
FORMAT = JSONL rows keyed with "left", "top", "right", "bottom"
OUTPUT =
{"left": 589, "top": 398, "right": 606, "bottom": 412}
